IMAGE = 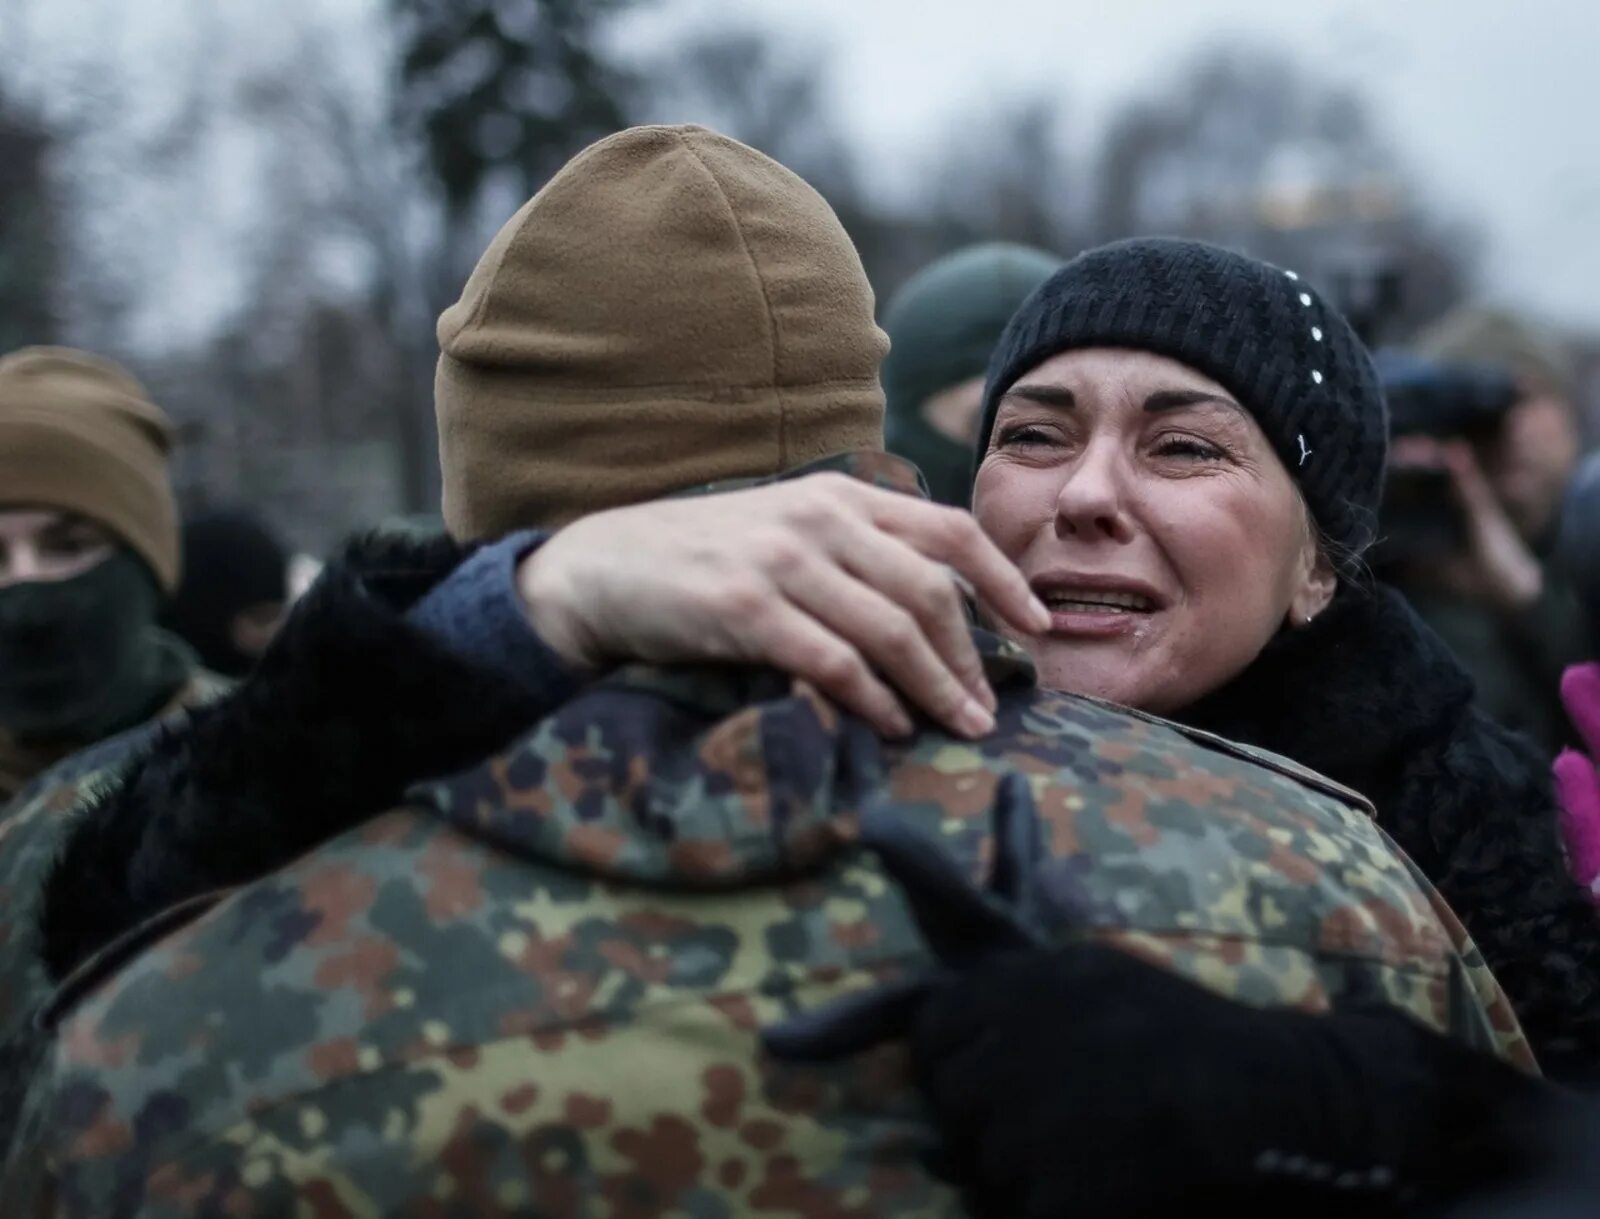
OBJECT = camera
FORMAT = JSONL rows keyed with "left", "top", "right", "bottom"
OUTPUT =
{"left": 1373, "top": 350, "right": 1520, "bottom": 568}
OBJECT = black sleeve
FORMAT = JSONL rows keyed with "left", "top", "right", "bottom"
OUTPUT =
{"left": 39, "top": 534, "right": 559, "bottom": 984}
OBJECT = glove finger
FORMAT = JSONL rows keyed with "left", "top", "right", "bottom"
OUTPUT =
{"left": 859, "top": 800, "right": 1041, "bottom": 967}
{"left": 990, "top": 772, "right": 1046, "bottom": 911}
{"left": 1560, "top": 663, "right": 1600, "bottom": 758}
{"left": 761, "top": 974, "right": 931, "bottom": 1062}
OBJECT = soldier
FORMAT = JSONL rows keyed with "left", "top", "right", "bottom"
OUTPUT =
{"left": 0, "top": 347, "right": 224, "bottom": 806}
{"left": 3, "top": 128, "right": 1532, "bottom": 1215}
{"left": 881, "top": 243, "right": 1062, "bottom": 508}
{"left": 0, "top": 348, "right": 229, "bottom": 1146}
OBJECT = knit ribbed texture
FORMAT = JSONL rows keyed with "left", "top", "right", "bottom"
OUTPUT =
{"left": 977, "top": 238, "right": 1388, "bottom": 556}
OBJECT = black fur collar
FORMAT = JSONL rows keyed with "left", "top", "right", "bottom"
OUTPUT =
{"left": 1182, "top": 582, "right": 1477, "bottom": 809}
{"left": 39, "top": 531, "right": 545, "bottom": 984}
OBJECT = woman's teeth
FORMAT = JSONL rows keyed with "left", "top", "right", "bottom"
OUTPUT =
{"left": 1044, "top": 591, "right": 1154, "bottom": 613}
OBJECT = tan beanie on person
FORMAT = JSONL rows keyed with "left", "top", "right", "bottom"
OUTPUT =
{"left": 0, "top": 347, "right": 180, "bottom": 592}
{"left": 436, "top": 124, "right": 889, "bottom": 538}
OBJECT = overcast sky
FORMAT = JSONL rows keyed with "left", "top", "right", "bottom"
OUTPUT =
{"left": 8, "top": 0, "right": 1597, "bottom": 341}
{"left": 675, "top": 0, "right": 1600, "bottom": 329}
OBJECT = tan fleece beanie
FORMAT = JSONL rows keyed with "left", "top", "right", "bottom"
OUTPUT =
{"left": 0, "top": 347, "right": 180, "bottom": 591}
{"left": 436, "top": 124, "right": 889, "bottom": 538}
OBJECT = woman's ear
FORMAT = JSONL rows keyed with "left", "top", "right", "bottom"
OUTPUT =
{"left": 1288, "top": 541, "right": 1338, "bottom": 628}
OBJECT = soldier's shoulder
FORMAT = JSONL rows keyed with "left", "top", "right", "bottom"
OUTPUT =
{"left": 938, "top": 682, "right": 1375, "bottom": 815}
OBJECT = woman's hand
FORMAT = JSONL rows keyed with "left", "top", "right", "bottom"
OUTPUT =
{"left": 517, "top": 472, "right": 1050, "bottom": 740}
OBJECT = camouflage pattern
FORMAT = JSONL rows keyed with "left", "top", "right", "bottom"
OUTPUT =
{"left": 0, "top": 669, "right": 230, "bottom": 1169}
{"left": 14, "top": 634, "right": 1533, "bottom": 1217}
{"left": 0, "top": 670, "right": 231, "bottom": 1011}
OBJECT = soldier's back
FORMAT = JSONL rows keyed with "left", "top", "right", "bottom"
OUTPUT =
{"left": 17, "top": 640, "right": 1530, "bottom": 1216}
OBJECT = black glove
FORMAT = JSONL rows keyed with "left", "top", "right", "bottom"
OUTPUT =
{"left": 904, "top": 942, "right": 1563, "bottom": 1219}
{"left": 1431, "top": 1077, "right": 1600, "bottom": 1219}
{"left": 763, "top": 782, "right": 1577, "bottom": 1218}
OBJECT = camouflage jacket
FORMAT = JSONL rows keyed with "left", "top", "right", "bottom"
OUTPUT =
{"left": 10, "top": 622, "right": 1533, "bottom": 1217}
{"left": 0, "top": 667, "right": 229, "bottom": 1139}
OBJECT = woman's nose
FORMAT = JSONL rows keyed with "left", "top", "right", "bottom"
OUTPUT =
{"left": 1053, "top": 444, "right": 1134, "bottom": 543}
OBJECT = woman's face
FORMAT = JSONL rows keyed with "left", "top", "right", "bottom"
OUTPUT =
{"left": 972, "top": 347, "right": 1335, "bottom": 714}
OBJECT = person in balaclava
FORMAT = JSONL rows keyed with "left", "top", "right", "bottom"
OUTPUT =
{"left": 881, "top": 243, "right": 1062, "bottom": 506}
{"left": 0, "top": 347, "right": 222, "bottom": 804}
{"left": 164, "top": 508, "right": 290, "bottom": 678}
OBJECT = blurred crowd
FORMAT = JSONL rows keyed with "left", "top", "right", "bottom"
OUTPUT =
{"left": 3, "top": 113, "right": 1600, "bottom": 1217}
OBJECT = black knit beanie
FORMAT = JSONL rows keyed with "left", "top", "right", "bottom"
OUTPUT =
{"left": 977, "top": 238, "right": 1388, "bottom": 557}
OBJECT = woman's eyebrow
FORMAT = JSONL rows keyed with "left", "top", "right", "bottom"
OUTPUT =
{"left": 1000, "top": 384, "right": 1076, "bottom": 410}
{"left": 1143, "top": 389, "right": 1246, "bottom": 416}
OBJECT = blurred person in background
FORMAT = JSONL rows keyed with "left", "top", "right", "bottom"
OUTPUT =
{"left": 1556, "top": 450, "right": 1600, "bottom": 626}
{"left": 0, "top": 348, "right": 224, "bottom": 806}
{"left": 163, "top": 508, "right": 290, "bottom": 678}
{"left": 1380, "top": 307, "right": 1592, "bottom": 751}
{"left": 882, "top": 243, "right": 1063, "bottom": 507}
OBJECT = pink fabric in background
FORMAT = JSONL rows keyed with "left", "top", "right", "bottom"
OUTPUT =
{"left": 1554, "top": 663, "right": 1600, "bottom": 905}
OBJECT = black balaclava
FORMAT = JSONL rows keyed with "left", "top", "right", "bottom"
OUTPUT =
{"left": 0, "top": 548, "right": 186, "bottom": 741}
{"left": 164, "top": 509, "right": 289, "bottom": 677}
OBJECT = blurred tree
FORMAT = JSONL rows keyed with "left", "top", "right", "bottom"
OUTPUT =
{"left": 392, "top": 0, "right": 641, "bottom": 248}
{"left": 637, "top": 24, "right": 857, "bottom": 195}
{"left": 139, "top": 13, "right": 451, "bottom": 535}
{"left": 225, "top": 23, "right": 444, "bottom": 520}
{"left": 919, "top": 95, "right": 1077, "bottom": 254}
{"left": 1089, "top": 46, "right": 1475, "bottom": 340}
{"left": 634, "top": 26, "right": 1074, "bottom": 303}
{"left": 0, "top": 90, "right": 60, "bottom": 349}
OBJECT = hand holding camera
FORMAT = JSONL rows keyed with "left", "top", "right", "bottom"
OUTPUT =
{"left": 1377, "top": 353, "right": 1541, "bottom": 614}
{"left": 1389, "top": 434, "right": 1543, "bottom": 613}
